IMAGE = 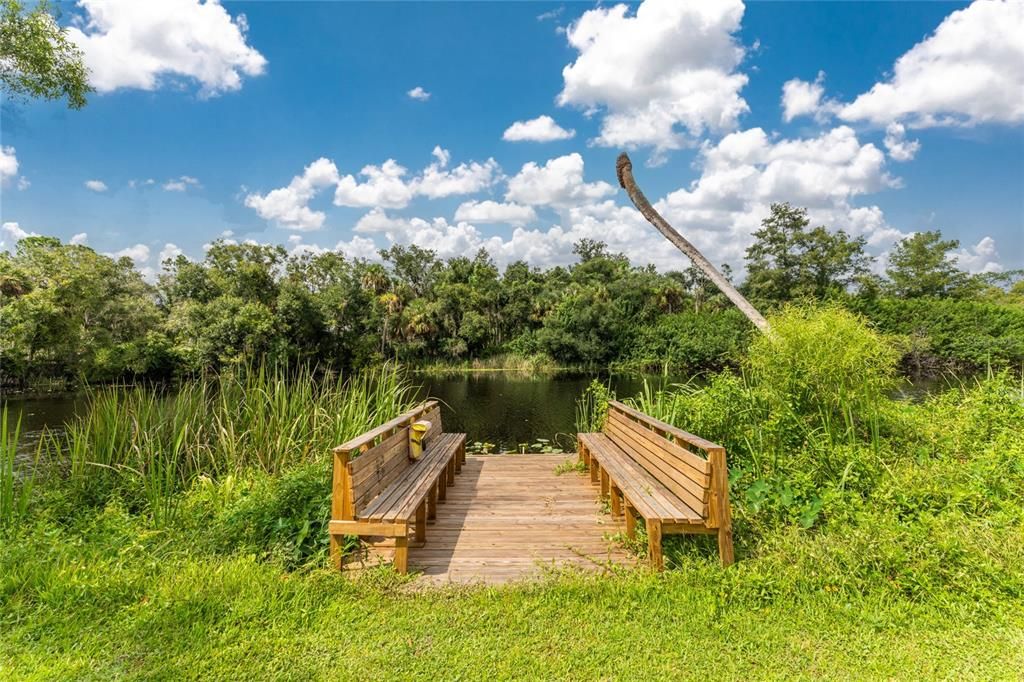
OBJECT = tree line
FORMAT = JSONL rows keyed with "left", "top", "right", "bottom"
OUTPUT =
{"left": 1, "top": 203, "right": 1021, "bottom": 387}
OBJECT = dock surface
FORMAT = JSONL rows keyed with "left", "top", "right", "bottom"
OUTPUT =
{"left": 351, "top": 454, "right": 634, "bottom": 584}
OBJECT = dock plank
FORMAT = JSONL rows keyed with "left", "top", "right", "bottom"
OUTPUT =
{"left": 352, "top": 454, "right": 634, "bottom": 583}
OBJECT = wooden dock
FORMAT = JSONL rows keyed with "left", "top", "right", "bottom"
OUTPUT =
{"left": 346, "top": 454, "right": 634, "bottom": 584}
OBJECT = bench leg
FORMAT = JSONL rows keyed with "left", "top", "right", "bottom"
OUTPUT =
{"left": 427, "top": 485, "right": 437, "bottom": 521}
{"left": 454, "top": 447, "right": 462, "bottom": 474}
{"left": 437, "top": 475, "right": 447, "bottom": 502}
{"left": 600, "top": 469, "right": 610, "bottom": 498}
{"left": 625, "top": 505, "right": 636, "bottom": 539}
{"left": 393, "top": 536, "right": 409, "bottom": 573}
{"left": 459, "top": 442, "right": 466, "bottom": 466}
{"left": 590, "top": 458, "right": 600, "bottom": 484}
{"left": 446, "top": 457, "right": 455, "bottom": 486}
{"left": 415, "top": 501, "right": 427, "bottom": 546}
{"left": 646, "top": 519, "right": 663, "bottom": 571}
{"left": 718, "top": 526, "right": 735, "bottom": 567}
{"left": 329, "top": 534, "right": 342, "bottom": 570}
{"left": 610, "top": 485, "right": 621, "bottom": 516}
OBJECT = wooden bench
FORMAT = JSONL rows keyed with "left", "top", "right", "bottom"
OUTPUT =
{"left": 577, "top": 400, "right": 734, "bottom": 569}
{"left": 329, "top": 400, "right": 466, "bottom": 573}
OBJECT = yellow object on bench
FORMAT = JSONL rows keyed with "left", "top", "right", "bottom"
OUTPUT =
{"left": 409, "top": 420, "right": 432, "bottom": 460}
{"left": 329, "top": 401, "right": 466, "bottom": 573}
{"left": 577, "top": 400, "right": 734, "bottom": 569}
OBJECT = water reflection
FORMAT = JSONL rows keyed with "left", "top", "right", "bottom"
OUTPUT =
{"left": 3, "top": 370, "right": 966, "bottom": 456}
{"left": 415, "top": 372, "right": 689, "bottom": 451}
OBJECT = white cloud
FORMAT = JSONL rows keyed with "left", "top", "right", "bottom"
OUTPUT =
{"left": 657, "top": 125, "right": 904, "bottom": 267}
{"left": 334, "top": 159, "right": 415, "bottom": 209}
{"left": 334, "top": 235, "right": 381, "bottom": 261}
{"left": 245, "top": 157, "right": 340, "bottom": 231}
{"left": 163, "top": 175, "right": 201, "bottom": 192}
{"left": 67, "top": 0, "right": 267, "bottom": 96}
{"left": 333, "top": 121, "right": 924, "bottom": 275}
{"left": 159, "top": 242, "right": 184, "bottom": 263}
{"left": 84, "top": 179, "right": 108, "bottom": 192}
{"left": 109, "top": 243, "right": 150, "bottom": 264}
{"left": 247, "top": 148, "right": 499, "bottom": 221}
{"left": 414, "top": 153, "right": 499, "bottom": 199}
{"left": 70, "top": 232, "right": 89, "bottom": 245}
{"left": 344, "top": 205, "right": 671, "bottom": 271}
{"left": 883, "top": 122, "right": 921, "bottom": 162}
{"left": 0, "top": 146, "right": 18, "bottom": 185}
{"left": 780, "top": 71, "right": 840, "bottom": 123}
{"left": 407, "top": 86, "right": 431, "bottom": 101}
{"left": 431, "top": 145, "right": 450, "bottom": 167}
{"left": 502, "top": 115, "right": 576, "bottom": 142}
{"left": 558, "top": 0, "right": 749, "bottom": 155}
{"left": 17, "top": 177, "right": 30, "bottom": 190}
{"left": 505, "top": 153, "right": 616, "bottom": 208}
{"left": 454, "top": 200, "right": 537, "bottom": 225}
{"left": 839, "top": 0, "right": 1024, "bottom": 128}
{"left": 1, "top": 222, "right": 38, "bottom": 251}
{"left": 954, "top": 235, "right": 1003, "bottom": 274}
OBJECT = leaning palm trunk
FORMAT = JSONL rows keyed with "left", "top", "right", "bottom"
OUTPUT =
{"left": 616, "top": 153, "right": 770, "bottom": 334}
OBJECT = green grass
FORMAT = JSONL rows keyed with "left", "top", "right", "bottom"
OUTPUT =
{"left": 39, "top": 363, "right": 415, "bottom": 525}
{"left": 1, "top": 508, "right": 1022, "bottom": 680}
{"left": 412, "top": 352, "right": 566, "bottom": 375}
{"left": 0, "top": 406, "right": 35, "bottom": 526}
{"left": 3, "top": 309, "right": 1024, "bottom": 679}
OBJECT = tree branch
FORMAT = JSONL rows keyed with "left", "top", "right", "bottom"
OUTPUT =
{"left": 616, "top": 153, "right": 769, "bottom": 334}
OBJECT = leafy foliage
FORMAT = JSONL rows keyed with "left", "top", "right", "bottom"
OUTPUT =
{"left": 632, "top": 306, "right": 1024, "bottom": 604}
{"left": 886, "top": 230, "right": 973, "bottom": 298}
{"left": 2, "top": 209, "right": 1021, "bottom": 388}
{"left": 0, "top": 0, "right": 92, "bottom": 108}
{"left": 851, "top": 295, "right": 1024, "bottom": 370}
{"left": 744, "top": 203, "right": 871, "bottom": 302}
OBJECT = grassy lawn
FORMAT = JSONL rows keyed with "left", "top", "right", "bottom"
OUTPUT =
{"left": 2, "top": 512, "right": 1022, "bottom": 680}
{"left": 4, "top": 309, "right": 1023, "bottom": 680}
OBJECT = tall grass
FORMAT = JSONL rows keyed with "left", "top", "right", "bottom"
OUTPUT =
{"left": 574, "top": 379, "right": 612, "bottom": 435}
{"left": 624, "top": 305, "right": 1024, "bottom": 586}
{"left": 1, "top": 406, "right": 37, "bottom": 526}
{"left": 44, "top": 363, "right": 416, "bottom": 523}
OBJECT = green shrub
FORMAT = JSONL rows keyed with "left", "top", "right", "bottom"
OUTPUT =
{"left": 624, "top": 308, "right": 752, "bottom": 372}
{"left": 203, "top": 463, "right": 333, "bottom": 568}
{"left": 747, "top": 304, "right": 899, "bottom": 425}
{"left": 630, "top": 304, "right": 1024, "bottom": 602}
{"left": 852, "top": 296, "right": 1024, "bottom": 370}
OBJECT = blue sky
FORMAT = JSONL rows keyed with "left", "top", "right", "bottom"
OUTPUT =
{"left": 1, "top": 0, "right": 1022, "bottom": 278}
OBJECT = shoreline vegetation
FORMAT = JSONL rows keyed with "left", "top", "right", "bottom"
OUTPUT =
{"left": 2, "top": 306, "right": 1023, "bottom": 677}
{"left": 2, "top": 206, "right": 1022, "bottom": 393}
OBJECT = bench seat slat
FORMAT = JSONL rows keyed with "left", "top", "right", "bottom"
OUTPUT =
{"left": 608, "top": 408, "right": 711, "bottom": 476}
{"left": 605, "top": 413, "right": 709, "bottom": 513}
{"left": 609, "top": 401, "right": 721, "bottom": 456}
{"left": 392, "top": 435, "right": 463, "bottom": 520}
{"left": 349, "top": 428, "right": 408, "bottom": 478}
{"left": 579, "top": 433, "right": 703, "bottom": 524}
{"left": 360, "top": 433, "right": 463, "bottom": 523}
{"left": 360, "top": 440, "right": 449, "bottom": 523}
{"left": 335, "top": 401, "right": 438, "bottom": 454}
{"left": 585, "top": 432, "right": 696, "bottom": 522}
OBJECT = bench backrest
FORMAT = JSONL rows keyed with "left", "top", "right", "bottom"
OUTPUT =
{"left": 603, "top": 400, "right": 725, "bottom": 524}
{"left": 331, "top": 401, "right": 443, "bottom": 520}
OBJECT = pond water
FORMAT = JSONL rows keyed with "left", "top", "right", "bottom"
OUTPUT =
{"left": 2, "top": 373, "right": 686, "bottom": 457}
{"left": 3, "top": 371, "right": 964, "bottom": 457}
{"left": 415, "top": 372, "right": 688, "bottom": 451}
